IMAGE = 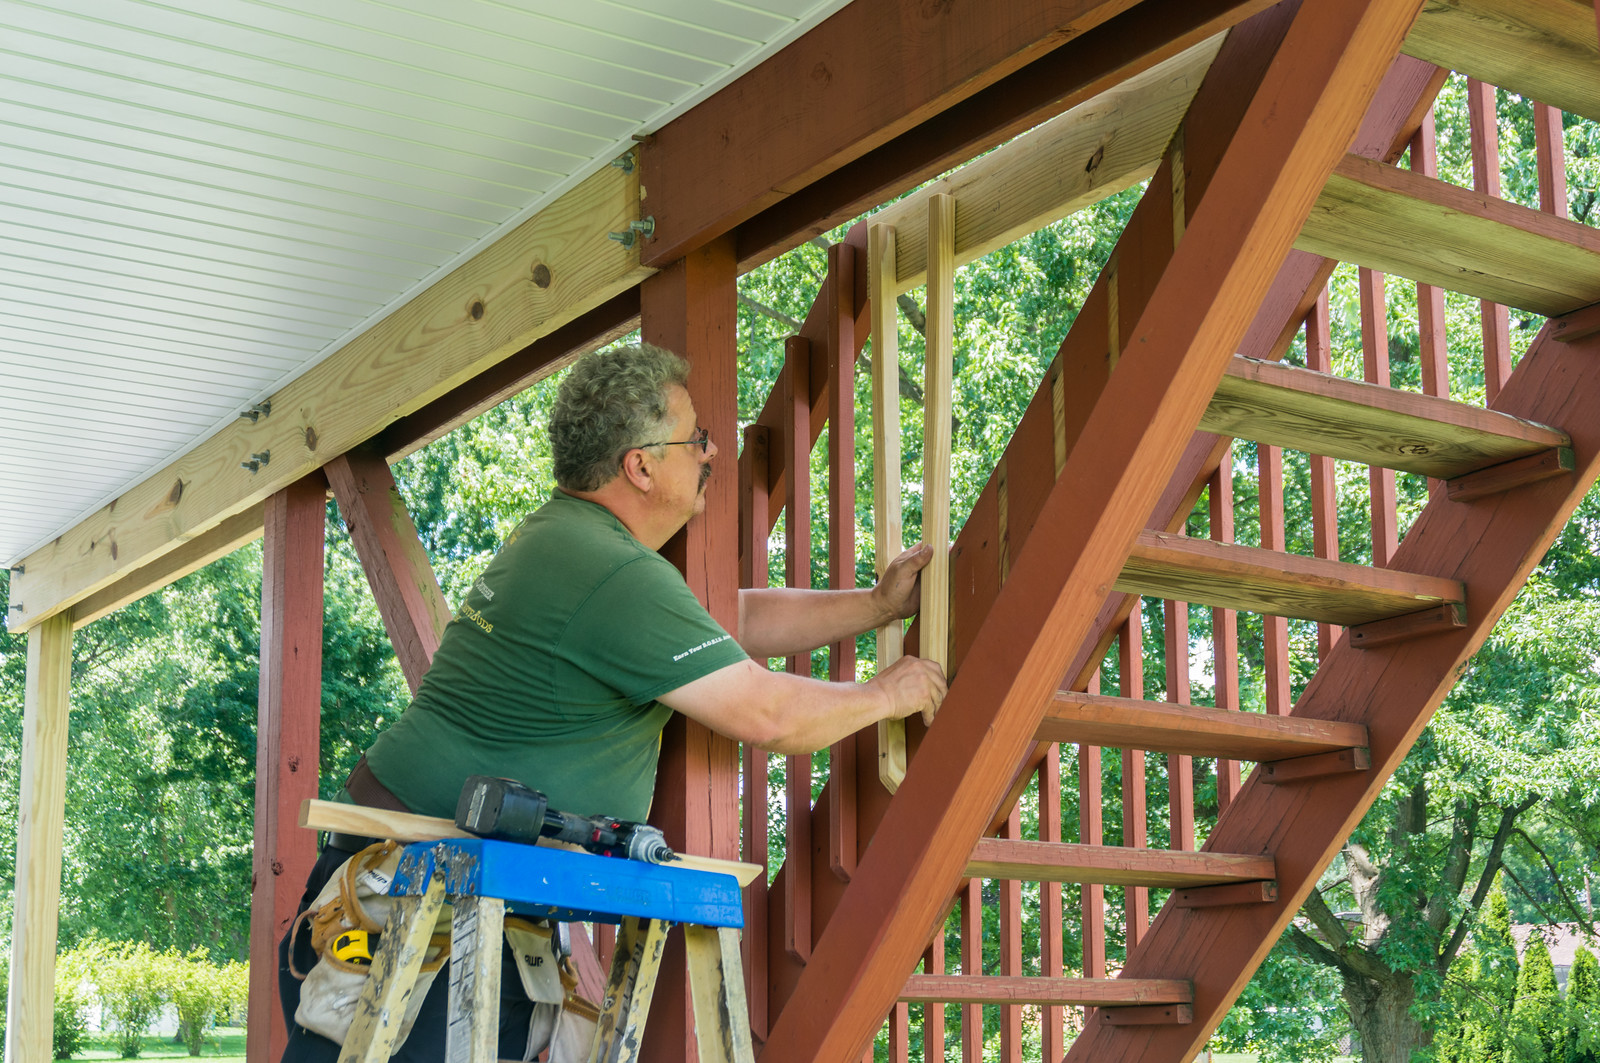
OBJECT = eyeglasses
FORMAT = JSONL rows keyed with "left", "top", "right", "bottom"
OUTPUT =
{"left": 632, "top": 426, "right": 710, "bottom": 454}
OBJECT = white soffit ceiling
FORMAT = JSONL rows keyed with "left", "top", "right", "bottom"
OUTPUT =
{"left": 0, "top": 0, "right": 853, "bottom": 566}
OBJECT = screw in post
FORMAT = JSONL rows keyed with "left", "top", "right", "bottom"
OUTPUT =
{"left": 629, "top": 216, "right": 655, "bottom": 239}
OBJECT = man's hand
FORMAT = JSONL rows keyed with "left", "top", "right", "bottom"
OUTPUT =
{"left": 872, "top": 542, "right": 934, "bottom": 623}
{"left": 871, "top": 654, "right": 947, "bottom": 726}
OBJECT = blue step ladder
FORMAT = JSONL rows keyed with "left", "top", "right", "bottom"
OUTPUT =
{"left": 335, "top": 838, "right": 754, "bottom": 1063}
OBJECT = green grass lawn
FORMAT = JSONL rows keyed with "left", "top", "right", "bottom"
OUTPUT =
{"left": 66, "top": 1026, "right": 245, "bottom": 1061}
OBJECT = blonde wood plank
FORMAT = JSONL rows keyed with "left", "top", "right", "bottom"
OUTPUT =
{"left": 1203, "top": 354, "right": 1570, "bottom": 478}
{"left": 592, "top": 917, "right": 669, "bottom": 1063}
{"left": 5, "top": 613, "right": 71, "bottom": 1063}
{"left": 1405, "top": 0, "right": 1600, "bottom": 124}
{"left": 12, "top": 163, "right": 652, "bottom": 628}
{"left": 339, "top": 877, "right": 447, "bottom": 1063}
{"left": 900, "top": 976, "right": 1192, "bottom": 1007}
{"left": 445, "top": 896, "right": 505, "bottom": 1063}
{"left": 869, "top": 222, "right": 908, "bottom": 793}
{"left": 1297, "top": 153, "right": 1600, "bottom": 316}
{"left": 966, "top": 839, "right": 1275, "bottom": 888}
{"left": 875, "top": 39, "right": 1222, "bottom": 295}
{"left": 1115, "top": 531, "right": 1466, "bottom": 626}
{"left": 299, "top": 799, "right": 763, "bottom": 887}
{"left": 922, "top": 194, "right": 955, "bottom": 676}
{"left": 684, "top": 925, "right": 757, "bottom": 1063}
{"left": 1037, "top": 691, "right": 1369, "bottom": 762}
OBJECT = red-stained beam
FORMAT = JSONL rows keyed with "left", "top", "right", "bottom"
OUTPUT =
{"left": 1069, "top": 308, "right": 1600, "bottom": 1063}
{"left": 247, "top": 473, "right": 326, "bottom": 1063}
{"left": 642, "top": 0, "right": 1277, "bottom": 270}
{"left": 756, "top": 4, "right": 1420, "bottom": 1059}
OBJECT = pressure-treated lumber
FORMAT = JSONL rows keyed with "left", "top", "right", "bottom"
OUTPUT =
{"left": 967, "top": 839, "right": 1275, "bottom": 888}
{"left": 922, "top": 194, "right": 956, "bottom": 674}
{"left": 1116, "top": 531, "right": 1465, "bottom": 625}
{"left": 1446, "top": 447, "right": 1578, "bottom": 502}
{"left": 10, "top": 162, "right": 650, "bottom": 629}
{"left": 758, "top": 4, "right": 1424, "bottom": 1056}
{"left": 1297, "top": 153, "right": 1600, "bottom": 316}
{"left": 1037, "top": 691, "right": 1369, "bottom": 762}
{"left": 870, "top": 222, "right": 908, "bottom": 792}
{"left": 1405, "top": 0, "right": 1600, "bottom": 124}
{"left": 300, "top": 799, "right": 763, "bottom": 888}
{"left": 900, "top": 976, "right": 1193, "bottom": 1007}
{"left": 4, "top": 612, "right": 71, "bottom": 1063}
{"left": 1201, "top": 355, "right": 1570, "bottom": 479}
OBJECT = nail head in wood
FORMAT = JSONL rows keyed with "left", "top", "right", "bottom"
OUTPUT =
{"left": 1349, "top": 602, "right": 1467, "bottom": 649}
{"left": 1261, "top": 747, "right": 1371, "bottom": 784}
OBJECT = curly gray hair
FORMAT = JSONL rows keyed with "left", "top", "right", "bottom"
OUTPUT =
{"left": 549, "top": 343, "right": 691, "bottom": 491}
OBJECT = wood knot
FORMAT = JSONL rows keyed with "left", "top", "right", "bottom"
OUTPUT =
{"left": 1085, "top": 144, "right": 1105, "bottom": 174}
{"left": 168, "top": 479, "right": 184, "bottom": 505}
{"left": 469, "top": 299, "right": 485, "bottom": 321}
{"left": 304, "top": 426, "right": 319, "bottom": 452}
{"left": 531, "top": 263, "right": 552, "bottom": 289}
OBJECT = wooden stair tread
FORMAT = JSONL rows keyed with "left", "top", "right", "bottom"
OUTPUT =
{"left": 900, "top": 975, "right": 1192, "bottom": 1007}
{"left": 1203, "top": 354, "right": 1569, "bottom": 479}
{"left": 966, "top": 839, "right": 1274, "bottom": 888}
{"left": 1297, "top": 154, "right": 1600, "bottom": 317}
{"left": 1116, "top": 531, "right": 1465, "bottom": 626}
{"left": 1406, "top": 0, "right": 1600, "bottom": 125}
{"left": 1038, "top": 691, "right": 1369, "bottom": 762}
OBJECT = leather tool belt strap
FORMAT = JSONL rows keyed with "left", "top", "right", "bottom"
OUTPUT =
{"left": 328, "top": 754, "right": 412, "bottom": 852}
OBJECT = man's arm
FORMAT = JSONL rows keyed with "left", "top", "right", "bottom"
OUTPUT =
{"left": 736, "top": 543, "right": 932, "bottom": 660}
{"left": 657, "top": 653, "right": 946, "bottom": 755}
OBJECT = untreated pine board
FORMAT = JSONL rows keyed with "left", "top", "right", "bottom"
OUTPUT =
{"left": 966, "top": 839, "right": 1275, "bottom": 887}
{"left": 1405, "top": 0, "right": 1600, "bottom": 125}
{"left": 11, "top": 163, "right": 651, "bottom": 629}
{"left": 1116, "top": 531, "right": 1466, "bottom": 626}
{"left": 1037, "top": 691, "right": 1369, "bottom": 762}
{"left": 1296, "top": 154, "right": 1600, "bottom": 316}
{"left": 1202, "top": 354, "right": 1570, "bottom": 478}
{"left": 900, "top": 976, "right": 1193, "bottom": 1007}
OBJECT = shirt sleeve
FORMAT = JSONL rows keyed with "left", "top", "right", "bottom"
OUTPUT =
{"left": 561, "top": 553, "right": 749, "bottom": 705}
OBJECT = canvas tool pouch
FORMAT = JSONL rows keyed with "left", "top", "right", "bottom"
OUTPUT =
{"left": 289, "top": 841, "right": 451, "bottom": 1047}
{"left": 505, "top": 916, "right": 601, "bottom": 1062}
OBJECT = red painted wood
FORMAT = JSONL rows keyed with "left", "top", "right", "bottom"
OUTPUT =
{"left": 1257, "top": 443, "right": 1292, "bottom": 716}
{"left": 1040, "top": 744, "right": 1066, "bottom": 1059}
{"left": 1305, "top": 292, "right": 1342, "bottom": 661}
{"left": 1209, "top": 454, "right": 1241, "bottom": 810}
{"left": 1412, "top": 108, "right": 1450, "bottom": 504}
{"left": 924, "top": 932, "right": 947, "bottom": 1063}
{"left": 1536, "top": 102, "right": 1569, "bottom": 218}
{"left": 1467, "top": 78, "right": 1512, "bottom": 402}
{"left": 325, "top": 447, "right": 449, "bottom": 694}
{"left": 640, "top": 237, "right": 741, "bottom": 1063}
{"left": 1163, "top": 599, "right": 1194, "bottom": 852}
{"left": 758, "top": 2, "right": 1420, "bottom": 1055}
{"left": 739, "top": 423, "right": 772, "bottom": 1043}
{"left": 569, "top": 928, "right": 608, "bottom": 1005}
{"left": 888, "top": 1000, "right": 910, "bottom": 1063}
{"left": 1000, "top": 809, "right": 1024, "bottom": 1063}
{"left": 1063, "top": 316, "right": 1600, "bottom": 1063}
{"left": 1120, "top": 612, "right": 1149, "bottom": 951}
{"left": 961, "top": 877, "right": 983, "bottom": 1063}
{"left": 783, "top": 335, "right": 814, "bottom": 964}
{"left": 1359, "top": 267, "right": 1399, "bottom": 567}
{"left": 827, "top": 243, "right": 859, "bottom": 884}
{"left": 248, "top": 472, "right": 325, "bottom": 1063}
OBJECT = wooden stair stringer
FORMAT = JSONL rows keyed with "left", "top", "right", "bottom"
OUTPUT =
{"left": 1064, "top": 312, "right": 1600, "bottom": 1061}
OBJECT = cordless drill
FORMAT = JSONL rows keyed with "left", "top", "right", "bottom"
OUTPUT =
{"left": 455, "top": 775, "right": 675, "bottom": 865}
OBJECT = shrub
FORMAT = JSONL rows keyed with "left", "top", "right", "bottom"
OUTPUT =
{"left": 215, "top": 960, "right": 249, "bottom": 1030}
{"left": 90, "top": 941, "right": 167, "bottom": 1059}
{"left": 53, "top": 945, "right": 95, "bottom": 1060}
{"left": 155, "top": 947, "right": 229, "bottom": 1057}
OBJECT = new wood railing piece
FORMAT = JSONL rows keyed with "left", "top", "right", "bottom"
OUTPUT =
{"left": 1037, "top": 692, "right": 1369, "bottom": 762}
{"left": 921, "top": 194, "right": 956, "bottom": 677}
{"left": 870, "top": 221, "right": 908, "bottom": 792}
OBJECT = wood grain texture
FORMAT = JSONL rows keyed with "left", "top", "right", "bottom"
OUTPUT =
{"left": 684, "top": 925, "right": 757, "bottom": 1063}
{"left": 5, "top": 613, "right": 71, "bottom": 1063}
{"left": 1038, "top": 692, "right": 1369, "bottom": 762}
{"left": 870, "top": 223, "right": 908, "bottom": 793}
{"left": 1446, "top": 446, "right": 1577, "bottom": 501}
{"left": 445, "top": 896, "right": 505, "bottom": 1063}
{"left": 900, "top": 976, "right": 1192, "bottom": 1007}
{"left": 1296, "top": 153, "right": 1600, "bottom": 316}
{"left": 1405, "top": 0, "right": 1600, "bottom": 124}
{"left": 826, "top": 242, "right": 859, "bottom": 884}
{"left": 340, "top": 878, "right": 446, "bottom": 1063}
{"left": 13, "top": 162, "right": 649, "bottom": 629}
{"left": 1116, "top": 530, "right": 1465, "bottom": 625}
{"left": 593, "top": 917, "right": 669, "bottom": 1063}
{"left": 1202, "top": 354, "right": 1569, "bottom": 478}
{"left": 967, "top": 839, "right": 1275, "bottom": 888}
{"left": 922, "top": 194, "right": 956, "bottom": 674}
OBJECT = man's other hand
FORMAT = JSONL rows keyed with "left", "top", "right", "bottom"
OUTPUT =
{"left": 872, "top": 542, "right": 934, "bottom": 622}
{"left": 872, "top": 654, "right": 947, "bottom": 726}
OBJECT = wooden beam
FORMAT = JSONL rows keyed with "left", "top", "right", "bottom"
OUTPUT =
{"left": 967, "top": 839, "right": 1275, "bottom": 888}
{"left": 1116, "top": 531, "right": 1466, "bottom": 626}
{"left": 11, "top": 163, "right": 650, "bottom": 630}
{"left": 1297, "top": 153, "right": 1600, "bottom": 316}
{"left": 1037, "top": 691, "right": 1369, "bottom": 762}
{"left": 247, "top": 474, "right": 325, "bottom": 1063}
{"left": 325, "top": 447, "right": 450, "bottom": 694}
{"left": 757, "top": 1, "right": 1422, "bottom": 1055}
{"left": 1405, "top": 0, "right": 1600, "bottom": 124}
{"left": 1201, "top": 354, "right": 1570, "bottom": 479}
{"left": 4, "top": 612, "right": 71, "bottom": 1063}
{"left": 900, "top": 976, "right": 1192, "bottom": 1007}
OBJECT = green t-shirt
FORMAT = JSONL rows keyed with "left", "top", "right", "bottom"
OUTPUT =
{"left": 365, "top": 490, "right": 748, "bottom": 822}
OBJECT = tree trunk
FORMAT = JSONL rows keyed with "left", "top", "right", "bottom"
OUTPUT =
{"left": 1344, "top": 971, "right": 1427, "bottom": 1063}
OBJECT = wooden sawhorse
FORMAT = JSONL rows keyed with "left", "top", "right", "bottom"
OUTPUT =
{"left": 336, "top": 837, "right": 754, "bottom": 1063}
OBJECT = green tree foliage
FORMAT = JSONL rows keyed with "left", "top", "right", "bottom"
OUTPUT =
{"left": 1568, "top": 946, "right": 1600, "bottom": 1063}
{"left": 1505, "top": 935, "right": 1563, "bottom": 1063}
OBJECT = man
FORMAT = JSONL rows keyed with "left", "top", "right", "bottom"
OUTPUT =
{"left": 280, "top": 343, "right": 947, "bottom": 1059}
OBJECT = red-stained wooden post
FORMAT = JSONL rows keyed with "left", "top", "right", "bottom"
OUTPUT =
{"left": 923, "top": 932, "right": 947, "bottom": 1063}
{"left": 960, "top": 878, "right": 983, "bottom": 1063}
{"left": 999, "top": 807, "right": 1024, "bottom": 1063}
{"left": 1163, "top": 599, "right": 1194, "bottom": 851}
{"left": 248, "top": 472, "right": 326, "bottom": 1063}
{"left": 1360, "top": 267, "right": 1399, "bottom": 566}
{"left": 1258, "top": 442, "right": 1291, "bottom": 715}
{"left": 324, "top": 447, "right": 449, "bottom": 694}
{"left": 642, "top": 234, "right": 741, "bottom": 1063}
{"left": 783, "top": 336, "right": 814, "bottom": 964}
{"left": 1040, "top": 743, "right": 1065, "bottom": 1060}
{"left": 1305, "top": 291, "right": 1342, "bottom": 660}
{"left": 1467, "top": 77, "right": 1512, "bottom": 403}
{"left": 1119, "top": 611, "right": 1149, "bottom": 948}
{"left": 1209, "top": 453, "right": 1241, "bottom": 809}
{"left": 1412, "top": 109, "right": 1451, "bottom": 493}
{"left": 1535, "top": 102, "right": 1568, "bottom": 218}
{"left": 826, "top": 244, "right": 859, "bottom": 883}
{"left": 739, "top": 423, "right": 772, "bottom": 1044}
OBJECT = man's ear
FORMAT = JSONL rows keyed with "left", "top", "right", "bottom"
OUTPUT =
{"left": 618, "top": 448, "right": 654, "bottom": 493}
